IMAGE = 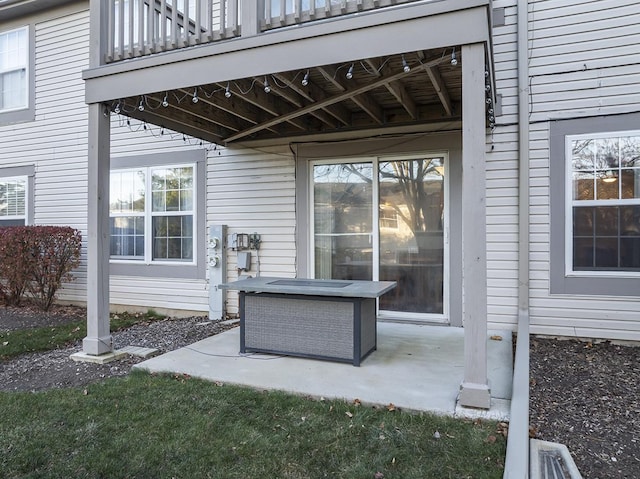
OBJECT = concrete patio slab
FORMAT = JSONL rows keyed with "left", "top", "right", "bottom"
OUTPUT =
{"left": 134, "top": 322, "right": 512, "bottom": 419}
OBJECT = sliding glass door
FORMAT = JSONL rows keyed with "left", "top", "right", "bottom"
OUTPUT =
{"left": 312, "top": 155, "right": 447, "bottom": 320}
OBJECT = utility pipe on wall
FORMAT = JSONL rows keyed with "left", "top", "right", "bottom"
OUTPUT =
{"left": 503, "top": 0, "right": 531, "bottom": 477}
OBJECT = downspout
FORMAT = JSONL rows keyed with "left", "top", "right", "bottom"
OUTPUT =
{"left": 503, "top": 0, "right": 530, "bottom": 477}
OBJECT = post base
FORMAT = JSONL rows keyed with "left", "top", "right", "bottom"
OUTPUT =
{"left": 459, "top": 381, "right": 491, "bottom": 409}
{"left": 82, "top": 335, "right": 113, "bottom": 356}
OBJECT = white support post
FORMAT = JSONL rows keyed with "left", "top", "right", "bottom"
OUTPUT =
{"left": 82, "top": 103, "right": 112, "bottom": 357}
{"left": 459, "top": 42, "right": 491, "bottom": 410}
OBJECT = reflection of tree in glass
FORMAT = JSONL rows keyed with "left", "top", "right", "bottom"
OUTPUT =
{"left": 152, "top": 167, "right": 193, "bottom": 213}
{"left": 379, "top": 158, "right": 444, "bottom": 234}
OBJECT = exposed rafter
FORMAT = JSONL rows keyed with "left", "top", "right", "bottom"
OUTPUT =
{"left": 111, "top": 49, "right": 467, "bottom": 145}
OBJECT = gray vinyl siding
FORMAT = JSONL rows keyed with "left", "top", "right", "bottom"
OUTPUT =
{"left": 207, "top": 146, "right": 297, "bottom": 315}
{"left": 485, "top": 0, "right": 520, "bottom": 330}
{"left": 525, "top": 0, "right": 640, "bottom": 340}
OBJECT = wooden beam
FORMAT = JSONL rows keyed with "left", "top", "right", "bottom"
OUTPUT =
{"left": 272, "top": 72, "right": 351, "bottom": 126}
{"left": 386, "top": 80, "right": 417, "bottom": 119}
{"left": 225, "top": 59, "right": 442, "bottom": 142}
{"left": 426, "top": 65, "right": 454, "bottom": 117}
{"left": 223, "top": 80, "right": 308, "bottom": 131}
{"left": 317, "top": 65, "right": 384, "bottom": 124}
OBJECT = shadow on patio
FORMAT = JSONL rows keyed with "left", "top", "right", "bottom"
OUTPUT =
{"left": 134, "top": 322, "right": 512, "bottom": 419}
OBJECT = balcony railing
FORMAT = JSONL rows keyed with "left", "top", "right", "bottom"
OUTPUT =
{"left": 104, "top": 0, "right": 415, "bottom": 63}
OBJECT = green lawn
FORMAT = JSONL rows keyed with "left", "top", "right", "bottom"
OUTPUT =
{"left": 0, "top": 372, "right": 506, "bottom": 479}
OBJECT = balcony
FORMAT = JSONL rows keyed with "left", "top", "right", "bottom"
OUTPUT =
{"left": 104, "top": 0, "right": 423, "bottom": 63}
{"left": 85, "top": 0, "right": 495, "bottom": 145}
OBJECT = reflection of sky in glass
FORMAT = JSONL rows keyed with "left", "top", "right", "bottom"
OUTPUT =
{"left": 313, "top": 163, "right": 372, "bottom": 183}
{"left": 572, "top": 135, "right": 640, "bottom": 202}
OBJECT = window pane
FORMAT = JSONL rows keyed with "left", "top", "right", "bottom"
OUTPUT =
{"left": 573, "top": 205, "right": 640, "bottom": 271}
{"left": 573, "top": 207, "right": 594, "bottom": 236}
{"left": 621, "top": 238, "right": 640, "bottom": 269}
{"left": 594, "top": 207, "right": 618, "bottom": 236}
{"left": 595, "top": 238, "right": 618, "bottom": 268}
{"left": 573, "top": 238, "right": 593, "bottom": 269}
{"left": 595, "top": 137, "right": 619, "bottom": 169}
{"left": 110, "top": 170, "right": 145, "bottom": 212}
{"left": 152, "top": 215, "right": 193, "bottom": 260}
{"left": 0, "top": 178, "right": 26, "bottom": 218}
{"left": 572, "top": 171, "right": 594, "bottom": 201}
{"left": 596, "top": 172, "right": 619, "bottom": 200}
{"left": 620, "top": 206, "right": 640, "bottom": 236}
{"left": 313, "top": 163, "right": 373, "bottom": 281}
{"left": 151, "top": 166, "right": 194, "bottom": 213}
{"left": 109, "top": 216, "right": 144, "bottom": 258}
{"left": 621, "top": 136, "right": 640, "bottom": 167}
{"left": 0, "top": 27, "right": 28, "bottom": 111}
{"left": 571, "top": 139, "right": 594, "bottom": 170}
{"left": 621, "top": 169, "right": 640, "bottom": 199}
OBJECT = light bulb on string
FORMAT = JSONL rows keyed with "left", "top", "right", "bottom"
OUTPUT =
{"left": 346, "top": 64, "right": 354, "bottom": 80}
{"left": 402, "top": 55, "right": 410, "bottom": 73}
{"left": 138, "top": 98, "right": 145, "bottom": 111}
{"left": 263, "top": 77, "right": 271, "bottom": 94}
{"left": 302, "top": 70, "right": 309, "bottom": 86}
{"left": 451, "top": 50, "right": 458, "bottom": 66}
{"left": 162, "top": 94, "right": 169, "bottom": 108}
{"left": 192, "top": 88, "right": 199, "bottom": 103}
{"left": 224, "top": 83, "right": 232, "bottom": 98}
{"left": 114, "top": 102, "right": 121, "bottom": 114}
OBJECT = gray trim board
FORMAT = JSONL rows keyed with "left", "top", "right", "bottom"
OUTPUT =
{"left": 549, "top": 112, "right": 640, "bottom": 297}
{"left": 0, "top": 0, "right": 80, "bottom": 21}
{"left": 0, "top": 24, "right": 35, "bottom": 126}
{"left": 110, "top": 149, "right": 207, "bottom": 280}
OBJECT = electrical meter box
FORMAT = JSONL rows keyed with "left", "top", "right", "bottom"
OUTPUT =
{"left": 237, "top": 251, "right": 251, "bottom": 271}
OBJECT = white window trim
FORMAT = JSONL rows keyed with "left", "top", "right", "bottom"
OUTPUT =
{"left": 0, "top": 175, "right": 28, "bottom": 224}
{"left": 0, "top": 26, "right": 29, "bottom": 114}
{"left": 564, "top": 129, "right": 640, "bottom": 278}
{"left": 110, "top": 162, "right": 197, "bottom": 266}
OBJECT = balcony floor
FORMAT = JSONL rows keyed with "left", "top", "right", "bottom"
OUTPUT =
{"left": 134, "top": 321, "right": 512, "bottom": 419}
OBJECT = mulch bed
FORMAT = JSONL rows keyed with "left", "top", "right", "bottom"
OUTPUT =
{"left": 529, "top": 337, "right": 640, "bottom": 479}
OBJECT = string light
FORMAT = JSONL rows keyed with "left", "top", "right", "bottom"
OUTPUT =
{"left": 402, "top": 55, "right": 410, "bottom": 73}
{"left": 114, "top": 102, "right": 121, "bottom": 114}
{"left": 301, "top": 70, "right": 309, "bottom": 86}
{"left": 346, "top": 64, "right": 354, "bottom": 80}
{"left": 450, "top": 50, "right": 458, "bottom": 66}
{"left": 224, "top": 83, "right": 232, "bottom": 98}
{"left": 162, "top": 94, "right": 169, "bottom": 108}
{"left": 192, "top": 88, "right": 199, "bottom": 103}
{"left": 138, "top": 98, "right": 145, "bottom": 111}
{"left": 263, "top": 77, "right": 271, "bottom": 94}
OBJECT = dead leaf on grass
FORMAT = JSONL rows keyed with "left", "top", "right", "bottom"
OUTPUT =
{"left": 345, "top": 411, "right": 353, "bottom": 418}
{"left": 386, "top": 403, "right": 396, "bottom": 412}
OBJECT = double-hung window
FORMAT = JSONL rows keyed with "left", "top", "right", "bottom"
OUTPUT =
{"left": 550, "top": 113, "right": 640, "bottom": 295}
{"left": 568, "top": 132, "right": 640, "bottom": 273}
{"left": 0, "top": 176, "right": 27, "bottom": 226}
{"left": 110, "top": 164, "right": 195, "bottom": 263}
{"left": 0, "top": 26, "right": 28, "bottom": 113}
